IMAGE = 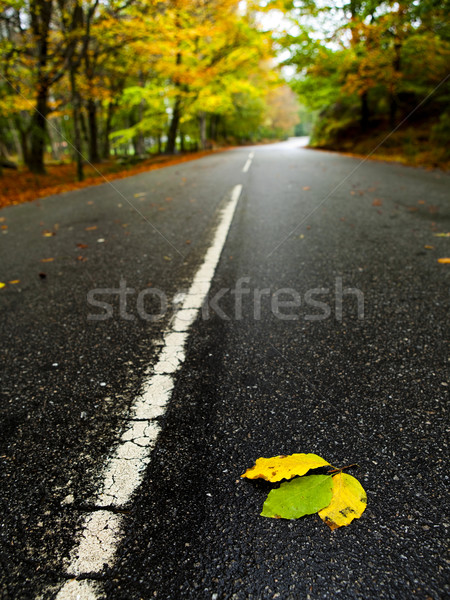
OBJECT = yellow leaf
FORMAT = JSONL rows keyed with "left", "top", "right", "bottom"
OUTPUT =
{"left": 0, "top": 282, "right": 5, "bottom": 288}
{"left": 241, "top": 453, "right": 330, "bottom": 482}
{"left": 318, "top": 473, "right": 367, "bottom": 530}
{"left": 41, "top": 258, "right": 55, "bottom": 263}
{"left": 8, "top": 280, "right": 20, "bottom": 284}
{"left": 424, "top": 245, "right": 434, "bottom": 250}
{"left": 437, "top": 258, "right": 450, "bottom": 264}
{"left": 85, "top": 226, "right": 98, "bottom": 231}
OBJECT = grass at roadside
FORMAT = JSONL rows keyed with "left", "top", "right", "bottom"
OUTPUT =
{"left": 311, "top": 123, "right": 450, "bottom": 171}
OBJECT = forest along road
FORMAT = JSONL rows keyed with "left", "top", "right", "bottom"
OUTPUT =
{"left": 0, "top": 139, "right": 449, "bottom": 600}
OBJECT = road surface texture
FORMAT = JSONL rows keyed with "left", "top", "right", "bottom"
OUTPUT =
{"left": 0, "top": 139, "right": 448, "bottom": 599}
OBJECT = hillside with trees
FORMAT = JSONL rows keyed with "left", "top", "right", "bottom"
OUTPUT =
{"left": 280, "top": 0, "right": 450, "bottom": 167}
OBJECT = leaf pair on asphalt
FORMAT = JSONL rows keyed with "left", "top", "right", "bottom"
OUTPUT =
{"left": 241, "top": 453, "right": 367, "bottom": 530}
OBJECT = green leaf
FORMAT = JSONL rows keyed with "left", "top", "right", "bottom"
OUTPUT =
{"left": 261, "top": 474, "right": 333, "bottom": 520}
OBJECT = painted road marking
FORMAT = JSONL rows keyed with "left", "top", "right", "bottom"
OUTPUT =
{"left": 242, "top": 151, "right": 254, "bottom": 173}
{"left": 54, "top": 184, "right": 242, "bottom": 599}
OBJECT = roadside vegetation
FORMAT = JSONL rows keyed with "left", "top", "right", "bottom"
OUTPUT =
{"left": 0, "top": 1, "right": 448, "bottom": 209}
{"left": 0, "top": 0, "right": 298, "bottom": 183}
{"left": 280, "top": 0, "right": 450, "bottom": 169}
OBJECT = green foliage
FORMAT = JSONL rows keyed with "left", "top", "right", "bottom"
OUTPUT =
{"left": 283, "top": 0, "right": 450, "bottom": 153}
{"left": 0, "top": 0, "right": 286, "bottom": 172}
{"left": 261, "top": 475, "right": 333, "bottom": 519}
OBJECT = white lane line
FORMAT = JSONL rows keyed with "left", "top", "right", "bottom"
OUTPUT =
{"left": 54, "top": 184, "right": 242, "bottom": 599}
{"left": 242, "top": 151, "right": 254, "bottom": 173}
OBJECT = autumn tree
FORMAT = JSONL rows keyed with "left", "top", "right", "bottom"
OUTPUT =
{"left": 281, "top": 0, "right": 450, "bottom": 147}
{"left": 0, "top": 0, "right": 289, "bottom": 175}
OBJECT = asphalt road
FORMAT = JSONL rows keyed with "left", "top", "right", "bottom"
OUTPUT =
{"left": 0, "top": 139, "right": 449, "bottom": 600}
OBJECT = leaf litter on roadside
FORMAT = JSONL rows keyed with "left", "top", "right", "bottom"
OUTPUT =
{"left": 241, "top": 453, "right": 367, "bottom": 530}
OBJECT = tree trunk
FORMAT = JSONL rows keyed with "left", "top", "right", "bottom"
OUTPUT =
{"left": 102, "top": 101, "right": 114, "bottom": 159}
{"left": 166, "top": 49, "right": 182, "bottom": 154}
{"left": 209, "top": 114, "right": 218, "bottom": 142}
{"left": 70, "top": 70, "right": 84, "bottom": 181}
{"left": 14, "top": 116, "right": 29, "bottom": 165}
{"left": 87, "top": 98, "right": 100, "bottom": 163}
{"left": 166, "top": 95, "right": 181, "bottom": 154}
{"left": 27, "top": 86, "right": 49, "bottom": 174}
{"left": 389, "top": 42, "right": 402, "bottom": 129}
{"left": 361, "top": 91, "right": 369, "bottom": 132}
{"left": 133, "top": 133, "right": 145, "bottom": 156}
{"left": 199, "top": 112, "right": 207, "bottom": 150}
{"left": 389, "top": 94, "right": 397, "bottom": 129}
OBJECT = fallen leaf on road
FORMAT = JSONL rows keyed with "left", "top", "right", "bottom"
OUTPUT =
{"left": 372, "top": 199, "right": 383, "bottom": 207}
{"left": 0, "top": 282, "right": 5, "bottom": 288}
{"left": 41, "top": 258, "right": 55, "bottom": 262}
{"left": 424, "top": 245, "right": 434, "bottom": 250}
{"left": 8, "top": 280, "right": 20, "bottom": 284}
{"left": 437, "top": 258, "right": 450, "bottom": 264}
{"left": 42, "top": 230, "right": 55, "bottom": 237}
{"left": 261, "top": 475, "right": 333, "bottom": 519}
{"left": 241, "top": 453, "right": 330, "bottom": 482}
{"left": 318, "top": 473, "right": 367, "bottom": 530}
{"left": 134, "top": 192, "right": 146, "bottom": 198}
{"left": 0, "top": 217, "right": 5, "bottom": 223}
{"left": 433, "top": 232, "right": 450, "bottom": 237}
{"left": 76, "top": 243, "right": 88, "bottom": 249}
{"left": 302, "top": 186, "right": 311, "bottom": 191}
{"left": 242, "top": 453, "right": 367, "bottom": 530}
{"left": 85, "top": 226, "right": 98, "bottom": 231}
{"left": 1, "top": 225, "right": 7, "bottom": 230}
{"left": 163, "top": 255, "right": 172, "bottom": 261}
{"left": 77, "top": 256, "right": 88, "bottom": 261}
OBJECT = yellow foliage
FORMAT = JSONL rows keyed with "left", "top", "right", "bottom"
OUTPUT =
{"left": 318, "top": 473, "right": 367, "bottom": 530}
{"left": 241, "top": 453, "right": 330, "bottom": 482}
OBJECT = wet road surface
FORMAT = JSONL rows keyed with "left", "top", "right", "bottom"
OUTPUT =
{"left": 1, "top": 139, "right": 449, "bottom": 599}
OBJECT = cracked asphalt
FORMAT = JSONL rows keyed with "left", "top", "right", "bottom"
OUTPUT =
{"left": 0, "top": 140, "right": 449, "bottom": 599}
